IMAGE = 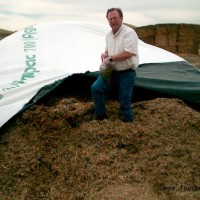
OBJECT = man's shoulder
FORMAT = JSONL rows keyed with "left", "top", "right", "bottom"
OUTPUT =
{"left": 122, "top": 24, "right": 136, "bottom": 33}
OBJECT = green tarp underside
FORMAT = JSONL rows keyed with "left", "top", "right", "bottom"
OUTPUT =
{"left": 136, "top": 61, "right": 200, "bottom": 105}
{"left": 29, "top": 61, "right": 200, "bottom": 107}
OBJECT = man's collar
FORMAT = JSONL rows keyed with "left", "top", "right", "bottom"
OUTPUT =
{"left": 112, "top": 24, "right": 123, "bottom": 36}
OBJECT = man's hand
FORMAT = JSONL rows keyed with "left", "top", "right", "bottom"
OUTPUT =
{"left": 101, "top": 53, "right": 108, "bottom": 61}
{"left": 102, "top": 57, "right": 110, "bottom": 66}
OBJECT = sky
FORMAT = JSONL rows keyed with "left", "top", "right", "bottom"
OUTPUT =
{"left": 0, "top": 0, "right": 200, "bottom": 31}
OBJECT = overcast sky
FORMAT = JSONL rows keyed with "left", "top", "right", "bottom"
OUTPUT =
{"left": 1, "top": 0, "right": 200, "bottom": 31}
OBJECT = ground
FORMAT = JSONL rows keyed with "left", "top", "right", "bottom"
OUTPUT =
{"left": 180, "top": 54, "right": 200, "bottom": 69}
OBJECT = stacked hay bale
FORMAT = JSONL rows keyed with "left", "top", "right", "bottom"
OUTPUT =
{"left": 135, "top": 24, "right": 200, "bottom": 55}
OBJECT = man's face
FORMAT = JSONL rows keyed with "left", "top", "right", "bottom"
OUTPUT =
{"left": 107, "top": 10, "right": 123, "bottom": 33}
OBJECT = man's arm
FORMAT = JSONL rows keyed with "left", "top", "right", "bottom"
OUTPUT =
{"left": 102, "top": 50, "right": 134, "bottom": 66}
{"left": 111, "top": 50, "right": 134, "bottom": 61}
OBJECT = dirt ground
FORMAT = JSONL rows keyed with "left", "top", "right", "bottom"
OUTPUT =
{"left": 180, "top": 54, "right": 200, "bottom": 68}
{"left": 0, "top": 55, "right": 200, "bottom": 199}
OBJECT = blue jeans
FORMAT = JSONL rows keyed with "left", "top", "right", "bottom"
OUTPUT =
{"left": 91, "top": 70, "right": 136, "bottom": 122}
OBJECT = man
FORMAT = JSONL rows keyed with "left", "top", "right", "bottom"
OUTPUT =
{"left": 91, "top": 8, "right": 139, "bottom": 122}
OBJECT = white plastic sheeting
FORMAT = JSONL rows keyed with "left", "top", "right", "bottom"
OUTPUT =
{"left": 0, "top": 21, "right": 184, "bottom": 128}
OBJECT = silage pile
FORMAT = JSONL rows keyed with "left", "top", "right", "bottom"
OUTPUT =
{"left": 0, "top": 97, "right": 200, "bottom": 199}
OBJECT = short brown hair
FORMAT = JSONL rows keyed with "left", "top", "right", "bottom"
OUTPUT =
{"left": 106, "top": 8, "right": 123, "bottom": 19}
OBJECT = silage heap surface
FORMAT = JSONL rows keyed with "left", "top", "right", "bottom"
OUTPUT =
{"left": 0, "top": 96, "right": 200, "bottom": 199}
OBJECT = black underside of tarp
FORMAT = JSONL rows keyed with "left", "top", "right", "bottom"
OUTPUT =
{"left": 1, "top": 61, "right": 200, "bottom": 133}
